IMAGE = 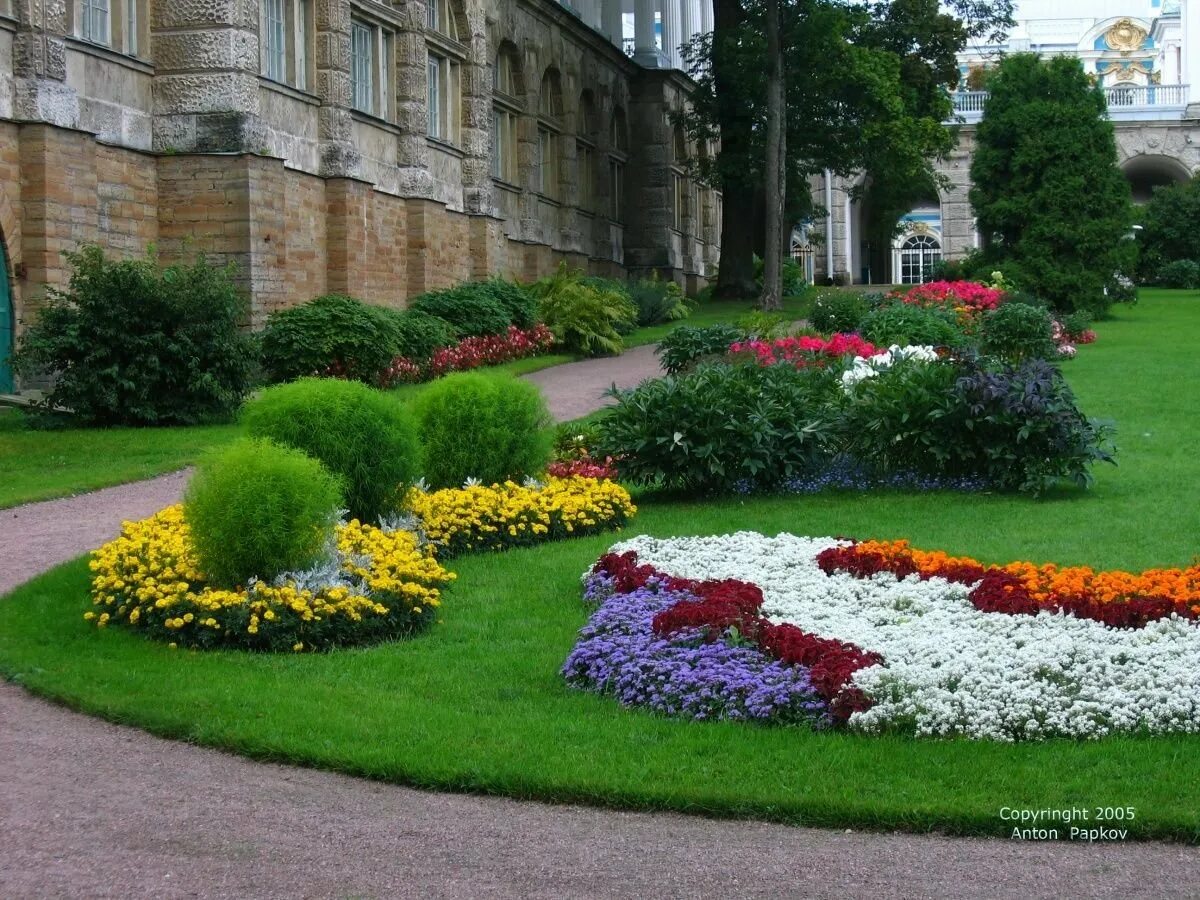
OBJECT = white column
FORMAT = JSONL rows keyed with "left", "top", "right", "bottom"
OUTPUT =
{"left": 699, "top": 0, "right": 713, "bottom": 36}
{"left": 843, "top": 190, "right": 853, "bottom": 283}
{"left": 634, "top": 0, "right": 666, "bottom": 67}
{"left": 1184, "top": 0, "right": 1200, "bottom": 107}
{"left": 663, "top": 0, "right": 682, "bottom": 69}
{"left": 680, "top": 0, "right": 697, "bottom": 49}
{"left": 603, "top": 0, "right": 624, "bottom": 47}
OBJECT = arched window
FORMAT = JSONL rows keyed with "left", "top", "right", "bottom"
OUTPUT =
{"left": 608, "top": 106, "right": 629, "bottom": 223}
{"left": 536, "top": 69, "right": 564, "bottom": 200}
{"left": 426, "top": 0, "right": 465, "bottom": 143}
{"left": 899, "top": 234, "right": 942, "bottom": 284}
{"left": 491, "top": 44, "right": 522, "bottom": 183}
{"left": 576, "top": 91, "right": 599, "bottom": 212}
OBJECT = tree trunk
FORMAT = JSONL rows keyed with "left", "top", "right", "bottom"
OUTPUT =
{"left": 712, "top": 0, "right": 758, "bottom": 299}
{"left": 759, "top": 0, "right": 786, "bottom": 311}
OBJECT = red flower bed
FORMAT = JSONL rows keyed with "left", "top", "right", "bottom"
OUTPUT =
{"left": 817, "top": 540, "right": 1200, "bottom": 629}
{"left": 895, "top": 280, "right": 1004, "bottom": 312}
{"left": 547, "top": 456, "right": 619, "bottom": 480}
{"left": 729, "top": 333, "right": 879, "bottom": 368}
{"left": 594, "top": 551, "right": 882, "bottom": 720}
{"left": 379, "top": 324, "right": 556, "bottom": 386}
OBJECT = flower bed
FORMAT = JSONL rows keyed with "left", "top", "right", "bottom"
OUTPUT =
{"left": 380, "top": 324, "right": 556, "bottom": 386}
{"left": 564, "top": 533, "right": 1200, "bottom": 740}
{"left": 729, "top": 333, "right": 879, "bottom": 367}
{"left": 87, "top": 506, "right": 454, "bottom": 652}
{"left": 895, "top": 280, "right": 1004, "bottom": 313}
{"left": 405, "top": 475, "right": 636, "bottom": 558}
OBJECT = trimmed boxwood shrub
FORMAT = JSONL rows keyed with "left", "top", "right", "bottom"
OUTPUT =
{"left": 409, "top": 284, "right": 514, "bottom": 337}
{"left": 12, "top": 246, "right": 255, "bottom": 426}
{"left": 184, "top": 438, "right": 343, "bottom": 588}
{"left": 241, "top": 378, "right": 421, "bottom": 523}
{"left": 412, "top": 372, "right": 553, "bottom": 489}
{"left": 260, "top": 294, "right": 402, "bottom": 384}
{"left": 859, "top": 303, "right": 964, "bottom": 348}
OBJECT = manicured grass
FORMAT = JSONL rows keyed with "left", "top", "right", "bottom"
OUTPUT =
{"left": 2, "top": 291, "right": 1200, "bottom": 840}
{"left": 624, "top": 292, "right": 814, "bottom": 348}
{"left": 0, "top": 409, "right": 241, "bottom": 509}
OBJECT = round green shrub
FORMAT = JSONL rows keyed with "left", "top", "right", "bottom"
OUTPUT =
{"left": 810, "top": 290, "right": 869, "bottom": 334}
{"left": 859, "top": 303, "right": 964, "bottom": 348}
{"left": 241, "top": 378, "right": 421, "bottom": 523}
{"left": 1157, "top": 259, "right": 1200, "bottom": 290}
{"left": 409, "top": 285, "right": 514, "bottom": 337}
{"left": 260, "top": 294, "right": 402, "bottom": 384}
{"left": 412, "top": 372, "right": 553, "bottom": 489}
{"left": 476, "top": 279, "right": 540, "bottom": 329}
{"left": 184, "top": 438, "right": 343, "bottom": 588}
{"left": 392, "top": 309, "right": 458, "bottom": 360}
{"left": 978, "top": 302, "right": 1057, "bottom": 362}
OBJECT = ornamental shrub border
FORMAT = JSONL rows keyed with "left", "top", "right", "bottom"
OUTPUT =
{"left": 378, "top": 324, "right": 555, "bottom": 386}
{"left": 564, "top": 533, "right": 1200, "bottom": 741}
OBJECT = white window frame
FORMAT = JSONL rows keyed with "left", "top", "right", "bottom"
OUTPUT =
{"left": 426, "top": 2, "right": 465, "bottom": 145}
{"left": 77, "top": 0, "right": 145, "bottom": 57}
{"left": 608, "top": 109, "right": 629, "bottom": 224}
{"left": 492, "top": 50, "right": 521, "bottom": 184}
{"left": 261, "top": 0, "right": 313, "bottom": 92}
{"left": 536, "top": 72, "right": 563, "bottom": 201}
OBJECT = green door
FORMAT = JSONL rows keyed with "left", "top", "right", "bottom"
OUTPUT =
{"left": 0, "top": 241, "right": 11, "bottom": 394}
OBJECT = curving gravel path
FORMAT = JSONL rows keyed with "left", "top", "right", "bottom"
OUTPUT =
{"left": 522, "top": 343, "right": 664, "bottom": 421}
{"left": 2, "top": 354, "right": 1199, "bottom": 898}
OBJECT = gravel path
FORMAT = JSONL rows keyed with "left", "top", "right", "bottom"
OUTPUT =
{"left": 522, "top": 343, "right": 663, "bottom": 421}
{"left": 3, "top": 354, "right": 1199, "bottom": 898}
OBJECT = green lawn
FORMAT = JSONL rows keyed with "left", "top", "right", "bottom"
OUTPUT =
{"left": 0, "top": 295, "right": 795, "bottom": 509}
{"left": 2, "top": 291, "right": 1199, "bottom": 841}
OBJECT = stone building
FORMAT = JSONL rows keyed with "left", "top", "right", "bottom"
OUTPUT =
{"left": 0, "top": 0, "right": 721, "bottom": 392}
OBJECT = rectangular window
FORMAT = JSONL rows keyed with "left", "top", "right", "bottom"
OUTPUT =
{"left": 264, "top": 0, "right": 287, "bottom": 83}
{"left": 82, "top": 0, "right": 112, "bottom": 46}
{"left": 296, "top": 0, "right": 309, "bottom": 91}
{"left": 578, "top": 143, "right": 595, "bottom": 212}
{"left": 609, "top": 158, "right": 625, "bottom": 222}
{"left": 428, "top": 55, "right": 443, "bottom": 138}
{"left": 537, "top": 128, "right": 559, "bottom": 198}
{"left": 351, "top": 20, "right": 374, "bottom": 114}
{"left": 672, "top": 173, "right": 685, "bottom": 231}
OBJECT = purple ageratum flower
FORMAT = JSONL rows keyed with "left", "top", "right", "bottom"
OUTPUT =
{"left": 562, "top": 575, "right": 831, "bottom": 727}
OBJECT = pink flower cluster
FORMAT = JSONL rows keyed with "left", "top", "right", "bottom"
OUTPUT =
{"left": 380, "top": 324, "right": 556, "bottom": 386}
{"left": 729, "top": 333, "right": 879, "bottom": 367}
{"left": 897, "top": 281, "right": 1004, "bottom": 312}
{"left": 548, "top": 456, "right": 619, "bottom": 480}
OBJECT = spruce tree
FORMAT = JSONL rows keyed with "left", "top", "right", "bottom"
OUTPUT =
{"left": 970, "top": 54, "right": 1134, "bottom": 315}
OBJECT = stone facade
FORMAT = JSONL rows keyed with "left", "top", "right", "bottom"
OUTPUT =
{"left": 0, "top": 0, "right": 720, "bottom": 347}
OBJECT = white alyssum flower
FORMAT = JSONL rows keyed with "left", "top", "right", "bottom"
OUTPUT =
{"left": 841, "top": 345, "right": 940, "bottom": 391}
{"left": 605, "top": 532, "right": 1200, "bottom": 742}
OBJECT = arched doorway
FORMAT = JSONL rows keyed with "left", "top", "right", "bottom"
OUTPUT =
{"left": 0, "top": 237, "right": 12, "bottom": 394}
{"left": 1121, "top": 154, "right": 1191, "bottom": 204}
{"left": 897, "top": 234, "right": 942, "bottom": 285}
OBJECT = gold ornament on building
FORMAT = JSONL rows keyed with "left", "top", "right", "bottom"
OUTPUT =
{"left": 1104, "top": 18, "right": 1148, "bottom": 53}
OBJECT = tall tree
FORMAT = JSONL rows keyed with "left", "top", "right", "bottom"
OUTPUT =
{"left": 970, "top": 54, "right": 1134, "bottom": 315}
{"left": 760, "top": 0, "right": 786, "bottom": 310}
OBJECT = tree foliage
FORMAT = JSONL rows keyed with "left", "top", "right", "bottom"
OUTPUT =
{"left": 1136, "top": 177, "right": 1200, "bottom": 282}
{"left": 969, "top": 54, "right": 1134, "bottom": 315}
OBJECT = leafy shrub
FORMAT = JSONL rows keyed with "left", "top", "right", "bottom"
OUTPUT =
{"left": 1156, "top": 259, "right": 1200, "bottom": 290}
{"left": 1060, "top": 310, "right": 1094, "bottom": 337}
{"left": 474, "top": 278, "right": 540, "bottom": 328}
{"left": 930, "top": 258, "right": 966, "bottom": 281}
{"left": 412, "top": 372, "right": 553, "bottom": 488}
{"left": 810, "top": 290, "right": 869, "bottom": 334}
{"left": 656, "top": 323, "right": 744, "bottom": 375}
{"left": 977, "top": 302, "right": 1057, "bottom": 362}
{"left": 241, "top": 378, "right": 420, "bottom": 523}
{"left": 754, "top": 255, "right": 806, "bottom": 297}
{"left": 12, "top": 246, "right": 254, "bottom": 426}
{"left": 951, "top": 358, "right": 1116, "bottom": 493}
{"left": 261, "top": 294, "right": 402, "bottom": 384}
{"left": 626, "top": 273, "right": 694, "bottom": 326}
{"left": 184, "top": 438, "right": 343, "bottom": 587}
{"left": 409, "top": 284, "right": 514, "bottom": 337}
{"left": 597, "top": 363, "right": 838, "bottom": 493}
{"left": 1135, "top": 177, "right": 1200, "bottom": 281}
{"left": 393, "top": 310, "right": 457, "bottom": 360}
{"left": 734, "top": 311, "right": 791, "bottom": 340}
{"left": 859, "top": 303, "right": 964, "bottom": 348}
{"left": 531, "top": 264, "right": 637, "bottom": 357}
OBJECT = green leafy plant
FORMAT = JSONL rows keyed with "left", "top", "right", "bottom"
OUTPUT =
{"left": 656, "top": 323, "right": 744, "bottom": 375}
{"left": 392, "top": 310, "right": 458, "bottom": 360}
{"left": 734, "top": 311, "right": 791, "bottom": 340}
{"left": 859, "top": 303, "right": 964, "bottom": 348}
{"left": 977, "top": 302, "right": 1057, "bottom": 362}
{"left": 184, "top": 437, "right": 343, "bottom": 588}
{"left": 260, "top": 294, "right": 403, "bottom": 384}
{"left": 1136, "top": 178, "right": 1200, "bottom": 282}
{"left": 626, "top": 273, "right": 695, "bottom": 326}
{"left": 597, "top": 362, "right": 838, "bottom": 493}
{"left": 810, "top": 290, "right": 869, "bottom": 334}
{"left": 408, "top": 283, "right": 517, "bottom": 337}
{"left": 241, "top": 378, "right": 420, "bottom": 523}
{"left": 531, "top": 264, "right": 637, "bottom": 357}
{"left": 1156, "top": 260, "right": 1200, "bottom": 290}
{"left": 12, "top": 246, "right": 255, "bottom": 427}
{"left": 412, "top": 372, "right": 553, "bottom": 489}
